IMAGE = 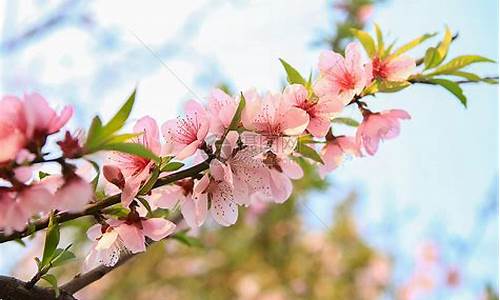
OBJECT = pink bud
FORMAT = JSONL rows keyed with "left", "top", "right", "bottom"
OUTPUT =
{"left": 103, "top": 165, "right": 125, "bottom": 189}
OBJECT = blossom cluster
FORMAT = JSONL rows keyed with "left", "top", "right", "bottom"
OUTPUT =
{"left": 1, "top": 41, "right": 415, "bottom": 269}
{"left": 0, "top": 93, "right": 95, "bottom": 234}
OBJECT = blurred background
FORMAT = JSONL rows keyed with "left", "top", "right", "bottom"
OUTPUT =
{"left": 0, "top": 0, "right": 498, "bottom": 299}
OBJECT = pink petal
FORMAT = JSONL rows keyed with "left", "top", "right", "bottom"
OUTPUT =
{"left": 55, "top": 177, "right": 93, "bottom": 212}
{"left": 181, "top": 193, "right": 208, "bottom": 228}
{"left": 282, "top": 107, "right": 310, "bottom": 136}
{"left": 283, "top": 84, "right": 307, "bottom": 106}
{"left": 155, "top": 185, "right": 184, "bottom": 209}
{"left": 385, "top": 109, "right": 411, "bottom": 120}
{"left": 175, "top": 140, "right": 201, "bottom": 160}
{"left": 232, "top": 176, "right": 250, "bottom": 206}
{"left": 280, "top": 158, "right": 304, "bottom": 180}
{"left": 386, "top": 56, "right": 416, "bottom": 81}
{"left": 307, "top": 116, "right": 331, "bottom": 138}
{"left": 0, "top": 124, "right": 25, "bottom": 163}
{"left": 142, "top": 218, "right": 176, "bottom": 241}
{"left": 134, "top": 116, "right": 161, "bottom": 155}
{"left": 95, "top": 230, "right": 119, "bottom": 250}
{"left": 103, "top": 165, "right": 125, "bottom": 189}
{"left": 194, "top": 174, "right": 210, "bottom": 194}
{"left": 87, "top": 224, "right": 103, "bottom": 241}
{"left": 318, "top": 50, "right": 344, "bottom": 74}
{"left": 210, "top": 182, "right": 238, "bottom": 226}
{"left": 345, "top": 42, "right": 362, "bottom": 73}
{"left": 269, "top": 170, "right": 293, "bottom": 203}
{"left": 115, "top": 223, "right": 146, "bottom": 253}
{"left": 23, "top": 93, "right": 54, "bottom": 136}
{"left": 121, "top": 179, "right": 142, "bottom": 207}
{"left": 48, "top": 105, "right": 73, "bottom": 134}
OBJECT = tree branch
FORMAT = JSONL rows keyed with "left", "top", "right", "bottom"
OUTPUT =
{"left": 0, "top": 158, "right": 211, "bottom": 243}
{"left": 409, "top": 76, "right": 499, "bottom": 85}
{"left": 0, "top": 275, "right": 76, "bottom": 300}
{"left": 60, "top": 251, "right": 136, "bottom": 295}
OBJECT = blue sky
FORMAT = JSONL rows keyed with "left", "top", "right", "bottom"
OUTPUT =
{"left": 0, "top": 0, "right": 497, "bottom": 298}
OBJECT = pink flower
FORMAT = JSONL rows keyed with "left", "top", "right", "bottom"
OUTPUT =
{"left": 262, "top": 151, "right": 304, "bottom": 203}
{"left": 356, "top": 4, "right": 374, "bottom": 23}
{"left": 84, "top": 217, "right": 175, "bottom": 269}
{"left": 104, "top": 116, "right": 161, "bottom": 207}
{"left": 21, "top": 93, "right": 73, "bottom": 137}
{"left": 207, "top": 89, "right": 239, "bottom": 136}
{"left": 315, "top": 43, "right": 371, "bottom": 104}
{"left": 0, "top": 185, "right": 53, "bottom": 234}
{"left": 241, "top": 90, "right": 309, "bottom": 154}
{"left": 0, "top": 122, "right": 25, "bottom": 164}
{"left": 155, "top": 178, "right": 208, "bottom": 228}
{"left": 356, "top": 109, "right": 411, "bottom": 155}
{"left": 219, "top": 131, "right": 273, "bottom": 204}
{"left": 371, "top": 55, "right": 416, "bottom": 82}
{"left": 284, "top": 84, "right": 342, "bottom": 137}
{"left": 53, "top": 175, "right": 93, "bottom": 213}
{"left": 162, "top": 100, "right": 209, "bottom": 160}
{"left": 203, "top": 162, "right": 241, "bottom": 226}
{"left": 0, "top": 93, "right": 73, "bottom": 163}
{"left": 319, "top": 136, "right": 360, "bottom": 177}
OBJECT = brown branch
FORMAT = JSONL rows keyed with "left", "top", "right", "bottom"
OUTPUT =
{"left": 0, "top": 275, "right": 76, "bottom": 300}
{"left": 0, "top": 158, "right": 211, "bottom": 243}
{"left": 60, "top": 251, "right": 136, "bottom": 295}
{"left": 409, "top": 76, "right": 499, "bottom": 85}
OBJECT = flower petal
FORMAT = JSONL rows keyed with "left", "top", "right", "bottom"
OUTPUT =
{"left": 142, "top": 218, "right": 176, "bottom": 241}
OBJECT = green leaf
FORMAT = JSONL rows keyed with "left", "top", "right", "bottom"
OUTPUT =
{"left": 41, "top": 274, "right": 59, "bottom": 298}
{"left": 138, "top": 167, "right": 160, "bottom": 195}
{"left": 279, "top": 58, "right": 305, "bottom": 85}
{"left": 448, "top": 71, "right": 482, "bottom": 81}
{"left": 429, "top": 55, "right": 495, "bottom": 75}
{"left": 14, "top": 238, "right": 26, "bottom": 247}
{"left": 436, "top": 27, "right": 452, "bottom": 61}
{"left": 306, "top": 70, "right": 313, "bottom": 90}
{"left": 172, "top": 230, "right": 203, "bottom": 248}
{"left": 137, "top": 197, "right": 154, "bottom": 215}
{"left": 377, "top": 80, "right": 411, "bottom": 93}
{"left": 391, "top": 33, "right": 437, "bottom": 57}
{"left": 102, "top": 205, "right": 130, "bottom": 218}
{"left": 101, "top": 142, "right": 160, "bottom": 163}
{"left": 51, "top": 246, "right": 76, "bottom": 268}
{"left": 100, "top": 89, "right": 136, "bottom": 139}
{"left": 295, "top": 143, "right": 324, "bottom": 164}
{"left": 104, "top": 132, "right": 142, "bottom": 144}
{"left": 424, "top": 27, "right": 453, "bottom": 69}
{"left": 228, "top": 93, "right": 246, "bottom": 131}
{"left": 41, "top": 214, "right": 60, "bottom": 267}
{"left": 86, "top": 159, "right": 100, "bottom": 190}
{"left": 85, "top": 89, "right": 138, "bottom": 151}
{"left": 423, "top": 47, "right": 439, "bottom": 69}
{"left": 351, "top": 29, "right": 376, "bottom": 57}
{"left": 428, "top": 78, "right": 467, "bottom": 107}
{"left": 374, "top": 23, "right": 384, "bottom": 55}
{"left": 161, "top": 161, "right": 185, "bottom": 172}
{"left": 85, "top": 116, "right": 103, "bottom": 149}
{"left": 331, "top": 117, "right": 360, "bottom": 127}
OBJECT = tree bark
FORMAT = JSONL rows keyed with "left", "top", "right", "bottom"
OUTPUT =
{"left": 0, "top": 276, "right": 76, "bottom": 300}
